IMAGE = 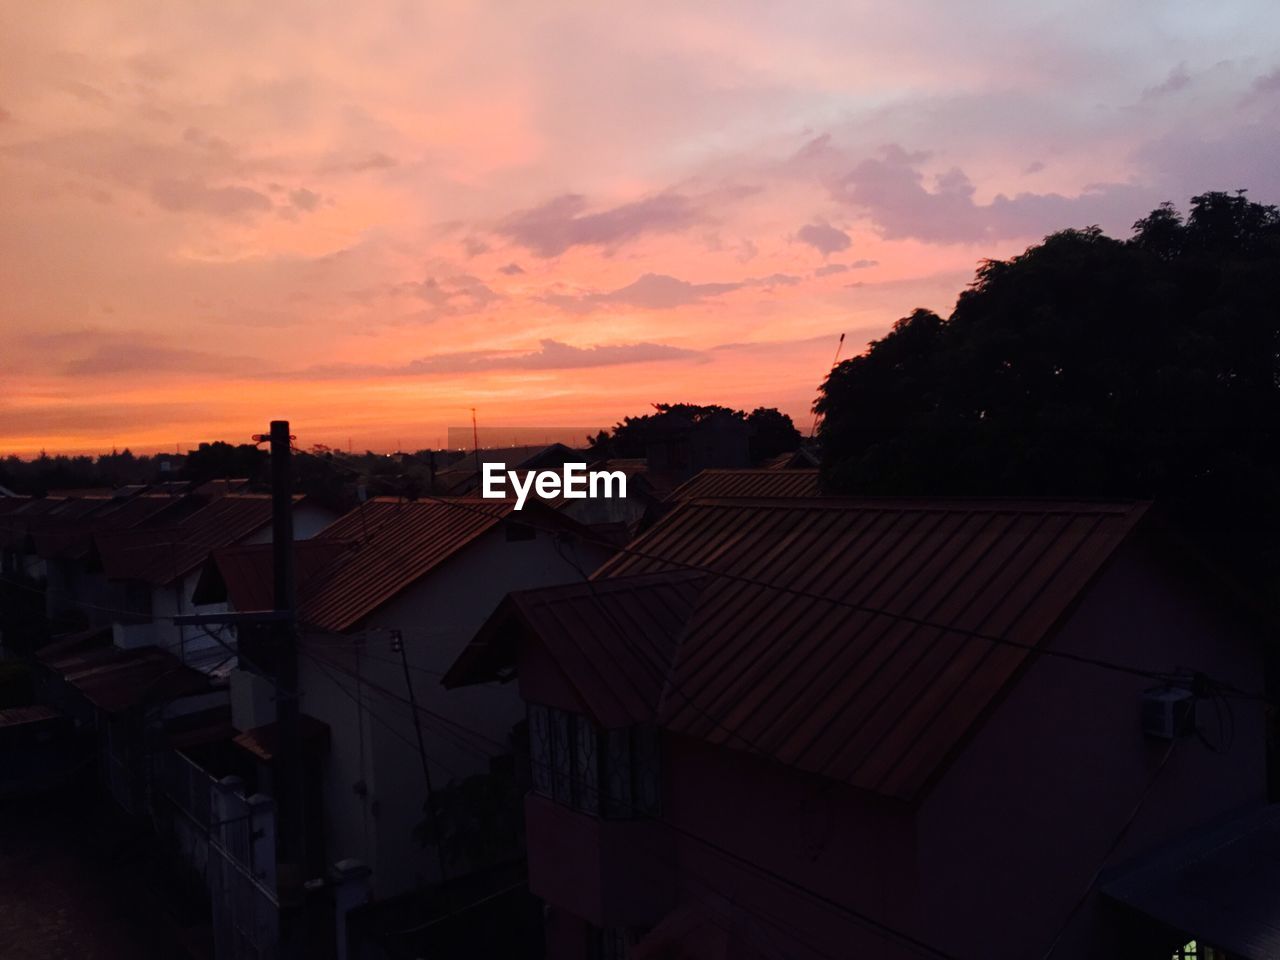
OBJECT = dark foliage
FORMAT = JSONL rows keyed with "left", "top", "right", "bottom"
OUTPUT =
{"left": 588, "top": 402, "right": 801, "bottom": 462}
{"left": 0, "top": 449, "right": 165, "bottom": 495}
{"left": 816, "top": 191, "right": 1280, "bottom": 600}
{"left": 180, "top": 441, "right": 267, "bottom": 484}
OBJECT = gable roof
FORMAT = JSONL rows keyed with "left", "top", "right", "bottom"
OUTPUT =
{"left": 33, "top": 493, "right": 187, "bottom": 561}
{"left": 444, "top": 570, "right": 706, "bottom": 727}
{"left": 48, "top": 643, "right": 214, "bottom": 713}
{"left": 95, "top": 494, "right": 287, "bottom": 585}
{"left": 453, "top": 497, "right": 1152, "bottom": 802}
{"left": 295, "top": 498, "right": 521, "bottom": 632}
{"left": 664, "top": 468, "right": 821, "bottom": 502}
{"left": 194, "top": 537, "right": 360, "bottom": 611}
{"left": 1, "top": 496, "right": 107, "bottom": 550}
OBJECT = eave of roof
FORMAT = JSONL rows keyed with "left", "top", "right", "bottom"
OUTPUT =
{"left": 444, "top": 569, "right": 706, "bottom": 728}
{"left": 95, "top": 494, "right": 300, "bottom": 586}
{"left": 57, "top": 645, "right": 215, "bottom": 713}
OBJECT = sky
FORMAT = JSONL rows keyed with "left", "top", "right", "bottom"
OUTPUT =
{"left": 2, "top": 1, "right": 1278, "bottom": 456}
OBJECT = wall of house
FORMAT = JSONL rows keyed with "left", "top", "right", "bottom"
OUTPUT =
{"left": 910, "top": 537, "right": 1268, "bottom": 960}
{"left": 113, "top": 503, "right": 335, "bottom": 669}
{"left": 298, "top": 524, "right": 613, "bottom": 900}
{"left": 520, "top": 637, "right": 925, "bottom": 958}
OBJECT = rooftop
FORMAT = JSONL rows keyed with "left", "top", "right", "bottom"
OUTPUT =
{"left": 454, "top": 497, "right": 1152, "bottom": 801}
{"left": 95, "top": 494, "right": 293, "bottom": 585}
{"left": 664, "top": 468, "right": 821, "bottom": 502}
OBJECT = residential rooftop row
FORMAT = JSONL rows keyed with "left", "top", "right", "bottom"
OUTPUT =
{"left": 0, "top": 457, "right": 1272, "bottom": 960}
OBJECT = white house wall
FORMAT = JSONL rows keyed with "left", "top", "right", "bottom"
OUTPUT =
{"left": 298, "top": 523, "right": 614, "bottom": 899}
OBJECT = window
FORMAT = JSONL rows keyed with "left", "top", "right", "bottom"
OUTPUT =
{"left": 1173, "top": 942, "right": 1225, "bottom": 960}
{"left": 528, "top": 703, "right": 660, "bottom": 818}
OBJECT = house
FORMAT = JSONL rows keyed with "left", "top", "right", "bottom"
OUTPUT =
{"left": 36, "top": 626, "right": 221, "bottom": 815}
{"left": 197, "top": 496, "right": 616, "bottom": 903}
{"left": 32, "top": 490, "right": 189, "bottom": 627}
{"left": 27, "top": 495, "right": 332, "bottom": 816}
{"left": 1, "top": 494, "right": 110, "bottom": 585}
{"left": 16, "top": 492, "right": 336, "bottom": 960}
{"left": 92, "top": 493, "right": 335, "bottom": 671}
{"left": 445, "top": 497, "right": 1270, "bottom": 960}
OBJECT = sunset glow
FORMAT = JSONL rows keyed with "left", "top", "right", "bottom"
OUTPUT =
{"left": 2, "top": 1, "right": 1278, "bottom": 454}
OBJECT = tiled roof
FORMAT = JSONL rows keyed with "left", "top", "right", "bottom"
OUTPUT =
{"left": 664, "top": 468, "right": 821, "bottom": 502}
{"left": 95, "top": 494, "right": 286, "bottom": 585}
{"left": 458, "top": 497, "right": 1151, "bottom": 801}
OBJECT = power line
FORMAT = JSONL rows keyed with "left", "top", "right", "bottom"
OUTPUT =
{"left": 1040, "top": 736, "right": 1183, "bottom": 959}
{"left": 304, "top": 650, "right": 463, "bottom": 781}
{"left": 7, "top": 487, "right": 1241, "bottom": 691}
{"left": 300, "top": 646, "right": 506, "bottom": 759}
{"left": 406, "top": 492, "right": 1194, "bottom": 687}
{"left": 305, "top": 627, "right": 961, "bottom": 960}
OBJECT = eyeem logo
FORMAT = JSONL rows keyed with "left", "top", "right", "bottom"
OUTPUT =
{"left": 481, "top": 462, "right": 626, "bottom": 510}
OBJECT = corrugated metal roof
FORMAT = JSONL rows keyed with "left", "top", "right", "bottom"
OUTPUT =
{"left": 35, "top": 626, "right": 114, "bottom": 665}
{"left": 57, "top": 645, "right": 214, "bottom": 713}
{"left": 232, "top": 713, "right": 330, "bottom": 761}
{"left": 444, "top": 570, "right": 706, "bottom": 727}
{"left": 0, "top": 496, "right": 84, "bottom": 549}
{"left": 33, "top": 494, "right": 186, "bottom": 561}
{"left": 1102, "top": 805, "right": 1280, "bottom": 959}
{"left": 191, "top": 478, "right": 252, "bottom": 497}
{"left": 197, "top": 538, "right": 359, "bottom": 610}
{"left": 95, "top": 494, "right": 287, "bottom": 585}
{"left": 298, "top": 498, "right": 518, "bottom": 632}
{"left": 665, "top": 468, "right": 821, "bottom": 502}
{"left": 433, "top": 444, "right": 573, "bottom": 495}
{"left": 0, "top": 705, "right": 63, "bottom": 729}
{"left": 493, "top": 497, "right": 1148, "bottom": 801}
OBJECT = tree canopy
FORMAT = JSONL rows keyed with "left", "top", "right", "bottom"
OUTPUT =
{"left": 816, "top": 191, "right": 1280, "bottom": 599}
{"left": 589, "top": 403, "right": 802, "bottom": 462}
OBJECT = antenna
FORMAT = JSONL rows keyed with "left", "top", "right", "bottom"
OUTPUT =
{"left": 471, "top": 408, "right": 482, "bottom": 483}
{"left": 809, "top": 332, "right": 846, "bottom": 439}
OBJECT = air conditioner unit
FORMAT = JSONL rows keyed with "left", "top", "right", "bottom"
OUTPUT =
{"left": 1142, "top": 687, "right": 1196, "bottom": 739}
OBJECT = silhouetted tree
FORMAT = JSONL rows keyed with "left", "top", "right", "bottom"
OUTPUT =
{"left": 816, "top": 191, "right": 1280, "bottom": 605}
{"left": 588, "top": 402, "right": 801, "bottom": 463}
{"left": 747, "top": 406, "right": 803, "bottom": 460}
{"left": 181, "top": 441, "right": 267, "bottom": 484}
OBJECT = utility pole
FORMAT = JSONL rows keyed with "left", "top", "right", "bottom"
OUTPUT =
{"left": 391, "top": 628, "right": 451, "bottom": 902}
{"left": 261, "top": 421, "right": 306, "bottom": 960}
{"left": 270, "top": 420, "right": 307, "bottom": 956}
{"left": 175, "top": 419, "right": 311, "bottom": 957}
